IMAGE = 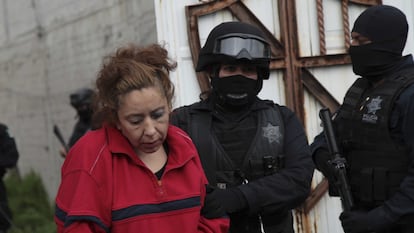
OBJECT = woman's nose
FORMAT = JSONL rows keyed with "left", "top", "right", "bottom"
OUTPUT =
{"left": 143, "top": 119, "right": 157, "bottom": 137}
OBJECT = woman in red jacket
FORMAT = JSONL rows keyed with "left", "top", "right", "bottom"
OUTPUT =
{"left": 54, "top": 43, "right": 229, "bottom": 233}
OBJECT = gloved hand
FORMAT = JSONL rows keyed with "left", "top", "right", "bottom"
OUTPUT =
{"left": 313, "top": 148, "right": 334, "bottom": 177}
{"left": 339, "top": 208, "right": 393, "bottom": 233}
{"left": 205, "top": 186, "right": 248, "bottom": 214}
{"left": 313, "top": 148, "right": 340, "bottom": 196}
{"left": 201, "top": 185, "right": 226, "bottom": 219}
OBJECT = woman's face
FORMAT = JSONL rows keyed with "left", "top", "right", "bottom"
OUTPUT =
{"left": 116, "top": 87, "right": 170, "bottom": 154}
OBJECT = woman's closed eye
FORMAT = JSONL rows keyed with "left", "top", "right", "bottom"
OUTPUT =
{"left": 151, "top": 108, "right": 166, "bottom": 120}
{"left": 128, "top": 116, "right": 143, "bottom": 125}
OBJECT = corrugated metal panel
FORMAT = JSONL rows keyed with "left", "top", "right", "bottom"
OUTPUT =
{"left": 155, "top": 0, "right": 414, "bottom": 232}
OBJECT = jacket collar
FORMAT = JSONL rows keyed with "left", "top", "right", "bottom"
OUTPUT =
{"left": 105, "top": 125, "right": 195, "bottom": 167}
{"left": 190, "top": 96, "right": 272, "bottom": 113}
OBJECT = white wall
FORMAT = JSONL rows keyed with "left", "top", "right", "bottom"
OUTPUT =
{"left": 155, "top": 1, "right": 414, "bottom": 232}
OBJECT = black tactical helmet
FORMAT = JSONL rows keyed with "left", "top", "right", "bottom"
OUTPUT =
{"left": 70, "top": 88, "right": 93, "bottom": 109}
{"left": 196, "top": 21, "right": 271, "bottom": 79}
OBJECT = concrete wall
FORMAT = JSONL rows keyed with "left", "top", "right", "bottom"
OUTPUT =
{"left": 0, "top": 0, "right": 156, "bottom": 200}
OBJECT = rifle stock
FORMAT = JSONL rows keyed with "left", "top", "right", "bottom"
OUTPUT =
{"left": 319, "top": 108, "right": 354, "bottom": 211}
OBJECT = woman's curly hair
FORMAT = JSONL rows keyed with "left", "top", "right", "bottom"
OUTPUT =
{"left": 93, "top": 43, "right": 177, "bottom": 127}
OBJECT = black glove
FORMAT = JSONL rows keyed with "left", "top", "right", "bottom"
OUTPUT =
{"left": 208, "top": 186, "right": 248, "bottom": 214}
{"left": 339, "top": 208, "right": 393, "bottom": 233}
{"left": 201, "top": 185, "right": 226, "bottom": 219}
{"left": 313, "top": 148, "right": 334, "bottom": 177}
{"left": 313, "top": 148, "right": 340, "bottom": 196}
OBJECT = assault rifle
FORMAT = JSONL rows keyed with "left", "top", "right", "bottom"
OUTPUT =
{"left": 319, "top": 108, "right": 354, "bottom": 211}
{"left": 53, "top": 124, "right": 69, "bottom": 152}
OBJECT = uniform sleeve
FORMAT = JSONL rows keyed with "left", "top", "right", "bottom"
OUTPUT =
{"left": 310, "top": 131, "right": 341, "bottom": 196}
{"left": 192, "top": 145, "right": 230, "bottom": 233}
{"left": 238, "top": 106, "right": 315, "bottom": 214}
{"left": 310, "top": 131, "right": 328, "bottom": 157}
{"left": 309, "top": 108, "right": 337, "bottom": 160}
{"left": 170, "top": 107, "right": 190, "bottom": 132}
{"left": 378, "top": 83, "right": 414, "bottom": 223}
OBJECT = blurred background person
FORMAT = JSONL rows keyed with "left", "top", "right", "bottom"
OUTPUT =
{"left": 58, "top": 87, "right": 94, "bottom": 158}
{"left": 0, "top": 123, "right": 19, "bottom": 233}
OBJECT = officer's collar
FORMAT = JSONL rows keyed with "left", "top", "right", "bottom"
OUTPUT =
{"left": 190, "top": 96, "right": 270, "bottom": 113}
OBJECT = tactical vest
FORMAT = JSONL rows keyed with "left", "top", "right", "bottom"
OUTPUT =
{"left": 185, "top": 101, "right": 285, "bottom": 188}
{"left": 335, "top": 72, "right": 414, "bottom": 207}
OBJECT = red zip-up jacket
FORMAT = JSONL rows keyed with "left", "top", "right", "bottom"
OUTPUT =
{"left": 55, "top": 125, "right": 229, "bottom": 233}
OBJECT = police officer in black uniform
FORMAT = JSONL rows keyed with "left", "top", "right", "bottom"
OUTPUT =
{"left": 68, "top": 88, "right": 94, "bottom": 148}
{"left": 0, "top": 123, "right": 19, "bottom": 233}
{"left": 170, "top": 21, "right": 314, "bottom": 233}
{"left": 311, "top": 5, "right": 414, "bottom": 233}
{"left": 60, "top": 88, "right": 94, "bottom": 158}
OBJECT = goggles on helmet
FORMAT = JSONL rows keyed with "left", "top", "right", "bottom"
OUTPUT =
{"left": 213, "top": 33, "right": 270, "bottom": 60}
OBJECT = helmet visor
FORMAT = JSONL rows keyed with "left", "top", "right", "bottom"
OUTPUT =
{"left": 213, "top": 34, "right": 270, "bottom": 59}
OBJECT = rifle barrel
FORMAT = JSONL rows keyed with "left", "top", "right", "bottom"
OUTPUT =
{"left": 319, "top": 108, "right": 354, "bottom": 211}
{"left": 53, "top": 124, "right": 69, "bottom": 151}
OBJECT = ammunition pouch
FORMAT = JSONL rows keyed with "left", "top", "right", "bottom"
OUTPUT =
{"left": 248, "top": 154, "right": 285, "bottom": 180}
{"left": 352, "top": 167, "right": 406, "bottom": 207}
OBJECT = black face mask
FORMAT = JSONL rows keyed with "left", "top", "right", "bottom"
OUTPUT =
{"left": 349, "top": 43, "right": 402, "bottom": 82}
{"left": 211, "top": 75, "right": 258, "bottom": 109}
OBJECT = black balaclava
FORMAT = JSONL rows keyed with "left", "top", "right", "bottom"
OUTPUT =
{"left": 349, "top": 5, "right": 408, "bottom": 82}
{"left": 208, "top": 63, "right": 263, "bottom": 111}
{"left": 211, "top": 73, "right": 260, "bottom": 110}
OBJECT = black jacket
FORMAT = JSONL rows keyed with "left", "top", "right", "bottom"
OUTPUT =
{"left": 311, "top": 55, "right": 414, "bottom": 231}
{"left": 171, "top": 97, "right": 314, "bottom": 233}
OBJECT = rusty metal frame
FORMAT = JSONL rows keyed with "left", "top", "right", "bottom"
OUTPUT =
{"left": 185, "top": 0, "right": 382, "bottom": 225}
{"left": 186, "top": 0, "right": 285, "bottom": 98}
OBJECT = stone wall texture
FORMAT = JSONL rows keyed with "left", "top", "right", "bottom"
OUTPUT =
{"left": 0, "top": 0, "right": 156, "bottom": 200}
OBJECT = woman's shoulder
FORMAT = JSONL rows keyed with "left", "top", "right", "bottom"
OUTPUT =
{"left": 167, "top": 125, "right": 193, "bottom": 145}
{"left": 62, "top": 128, "right": 111, "bottom": 173}
{"left": 166, "top": 125, "right": 199, "bottom": 158}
